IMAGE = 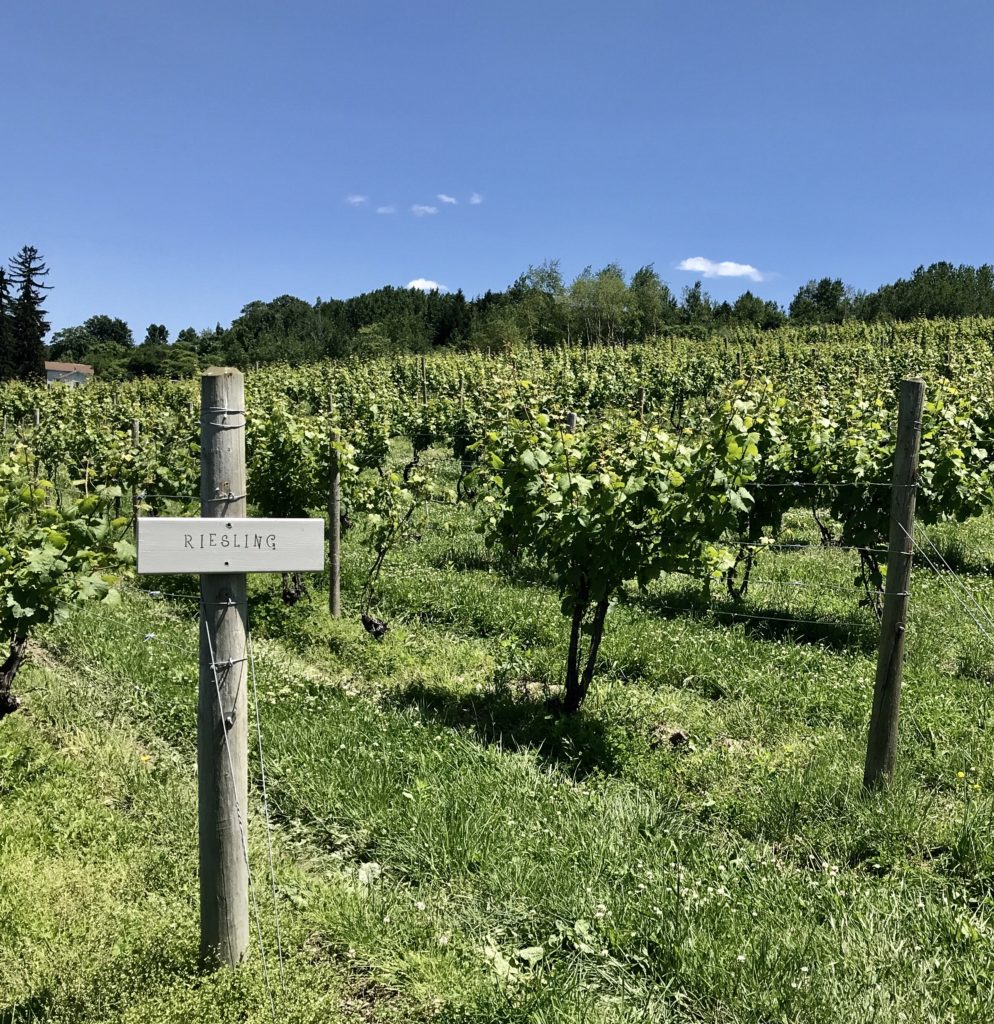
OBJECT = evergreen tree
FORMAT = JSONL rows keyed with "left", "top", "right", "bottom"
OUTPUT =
{"left": 8, "top": 246, "right": 50, "bottom": 380}
{"left": 0, "top": 269, "right": 13, "bottom": 381}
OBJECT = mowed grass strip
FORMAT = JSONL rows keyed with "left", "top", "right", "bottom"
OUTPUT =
{"left": 31, "top": 526, "right": 994, "bottom": 1024}
{"left": 0, "top": 624, "right": 430, "bottom": 1024}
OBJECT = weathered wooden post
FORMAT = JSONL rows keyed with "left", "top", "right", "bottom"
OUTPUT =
{"left": 198, "top": 368, "right": 250, "bottom": 965}
{"left": 565, "top": 411, "right": 577, "bottom": 432}
{"left": 863, "top": 378, "right": 925, "bottom": 790}
{"left": 328, "top": 397, "right": 341, "bottom": 618}
{"left": 137, "top": 367, "right": 324, "bottom": 967}
{"left": 131, "top": 419, "right": 141, "bottom": 520}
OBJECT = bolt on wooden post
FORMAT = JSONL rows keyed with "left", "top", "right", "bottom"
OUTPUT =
{"left": 863, "top": 378, "right": 925, "bottom": 790}
{"left": 198, "top": 367, "right": 250, "bottom": 965}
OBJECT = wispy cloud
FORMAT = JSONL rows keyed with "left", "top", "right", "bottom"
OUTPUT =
{"left": 677, "top": 257, "right": 764, "bottom": 282}
{"left": 346, "top": 194, "right": 368, "bottom": 207}
{"left": 469, "top": 192, "right": 483, "bottom": 205}
{"left": 437, "top": 193, "right": 458, "bottom": 205}
{"left": 376, "top": 205, "right": 396, "bottom": 214}
{"left": 407, "top": 278, "right": 448, "bottom": 292}
{"left": 411, "top": 204, "right": 438, "bottom": 217}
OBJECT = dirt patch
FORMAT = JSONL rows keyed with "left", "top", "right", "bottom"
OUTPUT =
{"left": 303, "top": 932, "right": 404, "bottom": 1021}
{"left": 648, "top": 723, "right": 695, "bottom": 752}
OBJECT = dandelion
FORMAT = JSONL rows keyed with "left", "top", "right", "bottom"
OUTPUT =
{"left": 737, "top": 954, "right": 746, "bottom": 962}
{"left": 958, "top": 771, "right": 966, "bottom": 779}
{"left": 415, "top": 900, "right": 426, "bottom": 911}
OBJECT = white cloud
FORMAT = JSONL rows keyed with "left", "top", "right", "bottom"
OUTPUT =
{"left": 437, "top": 193, "right": 458, "bottom": 204}
{"left": 407, "top": 278, "right": 448, "bottom": 292}
{"left": 469, "top": 192, "right": 483, "bottom": 205}
{"left": 346, "top": 194, "right": 368, "bottom": 206}
{"left": 677, "top": 256, "right": 764, "bottom": 282}
{"left": 411, "top": 204, "right": 438, "bottom": 216}
{"left": 376, "top": 205, "right": 396, "bottom": 214}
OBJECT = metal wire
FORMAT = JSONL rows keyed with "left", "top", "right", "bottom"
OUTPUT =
{"left": 247, "top": 630, "right": 287, "bottom": 994}
{"left": 908, "top": 523, "right": 994, "bottom": 649}
{"left": 201, "top": 601, "right": 278, "bottom": 1024}
{"left": 647, "top": 602, "right": 876, "bottom": 633}
{"left": 724, "top": 541, "right": 892, "bottom": 556}
{"left": 749, "top": 480, "right": 902, "bottom": 489}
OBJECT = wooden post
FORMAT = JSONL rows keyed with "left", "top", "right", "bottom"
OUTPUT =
{"left": 131, "top": 419, "right": 141, "bottom": 520}
{"left": 328, "top": 398, "right": 342, "bottom": 618}
{"left": 198, "top": 367, "right": 249, "bottom": 965}
{"left": 863, "top": 378, "right": 925, "bottom": 790}
{"left": 34, "top": 408, "right": 40, "bottom": 428}
{"left": 420, "top": 356, "right": 428, "bottom": 406}
{"left": 566, "top": 411, "right": 577, "bottom": 432}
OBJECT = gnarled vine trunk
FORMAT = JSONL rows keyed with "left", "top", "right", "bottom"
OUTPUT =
{"left": 0, "top": 636, "right": 27, "bottom": 720}
{"left": 563, "top": 582, "right": 610, "bottom": 715}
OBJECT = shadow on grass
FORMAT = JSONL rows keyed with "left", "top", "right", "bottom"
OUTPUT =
{"left": 383, "top": 679, "right": 623, "bottom": 778}
{"left": 425, "top": 545, "right": 554, "bottom": 589}
{"left": 919, "top": 535, "right": 994, "bottom": 578}
{"left": 1, "top": 990, "right": 54, "bottom": 1024}
{"left": 629, "top": 583, "right": 879, "bottom": 655}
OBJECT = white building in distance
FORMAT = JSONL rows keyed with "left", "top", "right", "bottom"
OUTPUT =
{"left": 45, "top": 361, "right": 94, "bottom": 387}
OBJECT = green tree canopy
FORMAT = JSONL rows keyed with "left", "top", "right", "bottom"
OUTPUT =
{"left": 788, "top": 278, "right": 853, "bottom": 324}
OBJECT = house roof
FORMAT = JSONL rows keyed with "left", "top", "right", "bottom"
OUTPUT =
{"left": 45, "top": 361, "right": 94, "bottom": 375}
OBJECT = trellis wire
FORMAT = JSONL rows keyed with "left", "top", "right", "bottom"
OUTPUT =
{"left": 247, "top": 629, "right": 287, "bottom": 995}
{"left": 908, "top": 522, "right": 994, "bottom": 649}
{"left": 125, "top": 596, "right": 287, "bottom": 996}
{"left": 202, "top": 601, "right": 278, "bottom": 1024}
{"left": 644, "top": 602, "right": 876, "bottom": 634}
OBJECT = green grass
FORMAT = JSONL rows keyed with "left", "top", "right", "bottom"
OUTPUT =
{"left": 5, "top": 464, "right": 994, "bottom": 1021}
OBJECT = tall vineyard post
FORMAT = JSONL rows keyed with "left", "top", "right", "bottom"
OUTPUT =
{"left": 328, "top": 397, "right": 342, "bottom": 618}
{"left": 131, "top": 419, "right": 140, "bottom": 521}
{"left": 198, "top": 367, "right": 250, "bottom": 966}
{"left": 863, "top": 377, "right": 925, "bottom": 790}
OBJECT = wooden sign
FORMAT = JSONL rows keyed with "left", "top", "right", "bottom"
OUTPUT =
{"left": 137, "top": 517, "right": 325, "bottom": 574}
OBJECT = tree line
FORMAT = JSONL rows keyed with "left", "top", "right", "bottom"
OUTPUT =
{"left": 4, "top": 247, "right": 994, "bottom": 381}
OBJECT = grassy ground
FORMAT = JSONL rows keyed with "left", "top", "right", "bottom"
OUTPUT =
{"left": 4, "top": 457, "right": 994, "bottom": 1021}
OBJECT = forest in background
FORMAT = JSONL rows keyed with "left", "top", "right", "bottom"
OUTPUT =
{"left": 3, "top": 248, "right": 994, "bottom": 381}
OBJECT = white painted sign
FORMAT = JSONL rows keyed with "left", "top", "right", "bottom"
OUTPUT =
{"left": 137, "top": 517, "right": 325, "bottom": 574}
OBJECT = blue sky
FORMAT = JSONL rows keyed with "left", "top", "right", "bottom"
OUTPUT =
{"left": 3, "top": 1, "right": 993, "bottom": 338}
